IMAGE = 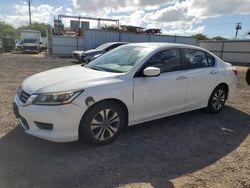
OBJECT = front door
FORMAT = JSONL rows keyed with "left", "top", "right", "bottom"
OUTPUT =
{"left": 133, "top": 48, "right": 187, "bottom": 123}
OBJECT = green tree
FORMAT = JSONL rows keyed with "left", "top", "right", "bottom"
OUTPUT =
{"left": 17, "top": 22, "right": 52, "bottom": 37}
{"left": 212, "top": 36, "right": 228, "bottom": 40}
{"left": 192, "top": 33, "right": 210, "bottom": 40}
{"left": 0, "top": 21, "right": 19, "bottom": 38}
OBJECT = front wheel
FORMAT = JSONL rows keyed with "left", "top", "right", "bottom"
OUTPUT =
{"left": 79, "top": 101, "right": 126, "bottom": 145}
{"left": 207, "top": 86, "right": 227, "bottom": 113}
{"left": 246, "top": 67, "right": 250, "bottom": 85}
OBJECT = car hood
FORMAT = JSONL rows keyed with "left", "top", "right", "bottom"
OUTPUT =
{"left": 21, "top": 65, "right": 123, "bottom": 94}
{"left": 84, "top": 49, "right": 103, "bottom": 55}
{"left": 72, "top": 50, "right": 83, "bottom": 54}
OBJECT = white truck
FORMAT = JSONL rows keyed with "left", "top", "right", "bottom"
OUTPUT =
{"left": 41, "top": 37, "right": 48, "bottom": 51}
{"left": 20, "top": 30, "right": 41, "bottom": 53}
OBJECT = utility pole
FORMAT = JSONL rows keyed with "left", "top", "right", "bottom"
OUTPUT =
{"left": 27, "top": 0, "right": 32, "bottom": 29}
{"left": 235, "top": 22, "right": 242, "bottom": 38}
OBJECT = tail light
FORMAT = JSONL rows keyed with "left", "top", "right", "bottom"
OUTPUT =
{"left": 232, "top": 67, "right": 237, "bottom": 76}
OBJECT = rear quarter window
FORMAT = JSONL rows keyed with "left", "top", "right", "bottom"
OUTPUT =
{"left": 184, "top": 49, "right": 216, "bottom": 69}
{"left": 206, "top": 53, "right": 216, "bottom": 67}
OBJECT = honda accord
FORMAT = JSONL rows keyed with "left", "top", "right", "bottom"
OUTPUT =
{"left": 13, "top": 43, "right": 237, "bottom": 144}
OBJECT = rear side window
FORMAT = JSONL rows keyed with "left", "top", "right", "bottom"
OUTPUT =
{"left": 184, "top": 49, "right": 215, "bottom": 69}
{"left": 146, "top": 48, "right": 182, "bottom": 73}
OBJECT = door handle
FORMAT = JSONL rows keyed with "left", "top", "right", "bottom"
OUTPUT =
{"left": 176, "top": 76, "right": 187, "bottom": 80}
{"left": 210, "top": 70, "right": 218, "bottom": 75}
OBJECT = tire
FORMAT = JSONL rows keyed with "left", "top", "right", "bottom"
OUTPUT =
{"left": 79, "top": 101, "right": 126, "bottom": 145}
{"left": 207, "top": 85, "right": 227, "bottom": 113}
{"left": 246, "top": 67, "right": 250, "bottom": 85}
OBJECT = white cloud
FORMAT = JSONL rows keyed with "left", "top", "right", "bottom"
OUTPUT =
{"left": 66, "top": 8, "right": 73, "bottom": 14}
{"left": 0, "top": 2, "right": 64, "bottom": 27}
{"left": 111, "top": 9, "right": 146, "bottom": 27}
{"left": 187, "top": 0, "right": 250, "bottom": 17}
{"left": 72, "top": 0, "right": 175, "bottom": 12}
{"left": 144, "top": 1, "right": 194, "bottom": 22}
{"left": 71, "top": 0, "right": 250, "bottom": 35}
{"left": 1, "top": 0, "right": 250, "bottom": 35}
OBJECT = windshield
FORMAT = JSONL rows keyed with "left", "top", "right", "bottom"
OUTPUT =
{"left": 87, "top": 46, "right": 154, "bottom": 73}
{"left": 95, "top": 43, "right": 113, "bottom": 51}
{"left": 23, "top": 39, "right": 37, "bottom": 43}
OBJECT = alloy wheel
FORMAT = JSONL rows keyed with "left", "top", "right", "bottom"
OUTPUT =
{"left": 212, "top": 89, "right": 226, "bottom": 111}
{"left": 90, "top": 109, "right": 120, "bottom": 141}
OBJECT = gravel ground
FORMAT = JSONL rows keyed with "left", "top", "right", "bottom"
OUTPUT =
{"left": 0, "top": 53, "right": 249, "bottom": 188}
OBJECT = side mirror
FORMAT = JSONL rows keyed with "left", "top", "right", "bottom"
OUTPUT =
{"left": 143, "top": 67, "right": 160, "bottom": 77}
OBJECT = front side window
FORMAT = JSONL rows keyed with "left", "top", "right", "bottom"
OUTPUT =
{"left": 184, "top": 49, "right": 215, "bottom": 69}
{"left": 145, "top": 49, "right": 182, "bottom": 73}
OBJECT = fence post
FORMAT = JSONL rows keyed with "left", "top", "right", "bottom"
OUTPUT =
{"left": 76, "top": 36, "right": 79, "bottom": 50}
{"left": 173, "top": 35, "right": 176, "bottom": 43}
{"left": 148, "top": 34, "right": 151, "bottom": 42}
{"left": 196, "top": 39, "right": 199, "bottom": 46}
{"left": 221, "top": 41, "right": 225, "bottom": 59}
{"left": 119, "top": 31, "right": 121, "bottom": 42}
{"left": 48, "top": 36, "right": 53, "bottom": 55}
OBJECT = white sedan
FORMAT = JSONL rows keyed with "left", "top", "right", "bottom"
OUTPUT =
{"left": 13, "top": 43, "right": 237, "bottom": 144}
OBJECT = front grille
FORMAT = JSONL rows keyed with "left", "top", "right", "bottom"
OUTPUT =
{"left": 18, "top": 89, "right": 31, "bottom": 104}
{"left": 23, "top": 46, "right": 38, "bottom": 51}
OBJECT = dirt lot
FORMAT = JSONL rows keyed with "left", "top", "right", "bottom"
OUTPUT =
{"left": 0, "top": 53, "right": 249, "bottom": 188}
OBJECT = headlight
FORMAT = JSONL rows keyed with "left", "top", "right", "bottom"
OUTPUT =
{"left": 32, "top": 90, "right": 82, "bottom": 105}
{"left": 81, "top": 53, "right": 87, "bottom": 57}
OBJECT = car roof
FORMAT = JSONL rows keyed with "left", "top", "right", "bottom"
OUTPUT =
{"left": 104, "top": 42, "right": 129, "bottom": 45}
{"left": 124, "top": 42, "right": 204, "bottom": 51}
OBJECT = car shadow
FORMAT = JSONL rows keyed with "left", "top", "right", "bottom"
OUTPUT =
{"left": 0, "top": 106, "right": 249, "bottom": 188}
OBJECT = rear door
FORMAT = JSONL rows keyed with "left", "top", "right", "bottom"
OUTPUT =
{"left": 183, "top": 48, "right": 218, "bottom": 108}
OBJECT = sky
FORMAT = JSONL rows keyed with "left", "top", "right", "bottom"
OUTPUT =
{"left": 0, "top": 0, "right": 250, "bottom": 38}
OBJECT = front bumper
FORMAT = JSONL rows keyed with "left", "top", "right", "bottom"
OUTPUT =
{"left": 14, "top": 95, "right": 86, "bottom": 142}
{"left": 22, "top": 49, "right": 39, "bottom": 53}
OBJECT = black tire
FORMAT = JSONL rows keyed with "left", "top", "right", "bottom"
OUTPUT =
{"left": 79, "top": 101, "right": 126, "bottom": 145}
{"left": 246, "top": 67, "right": 250, "bottom": 85}
{"left": 207, "top": 85, "right": 227, "bottom": 113}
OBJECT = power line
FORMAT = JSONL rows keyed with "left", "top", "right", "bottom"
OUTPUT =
{"left": 201, "top": 22, "right": 235, "bottom": 26}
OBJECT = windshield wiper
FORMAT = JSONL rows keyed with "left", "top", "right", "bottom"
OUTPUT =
{"left": 83, "top": 64, "right": 123, "bottom": 73}
{"left": 85, "top": 65, "right": 103, "bottom": 71}
{"left": 98, "top": 67, "right": 124, "bottom": 73}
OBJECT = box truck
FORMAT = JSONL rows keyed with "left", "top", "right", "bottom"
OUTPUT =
{"left": 20, "top": 30, "right": 41, "bottom": 53}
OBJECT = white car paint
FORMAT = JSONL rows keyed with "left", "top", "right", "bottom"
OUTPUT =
{"left": 14, "top": 43, "right": 237, "bottom": 142}
{"left": 72, "top": 50, "right": 84, "bottom": 60}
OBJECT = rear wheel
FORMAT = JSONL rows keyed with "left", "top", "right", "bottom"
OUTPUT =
{"left": 79, "top": 101, "right": 126, "bottom": 145}
{"left": 207, "top": 85, "right": 227, "bottom": 113}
